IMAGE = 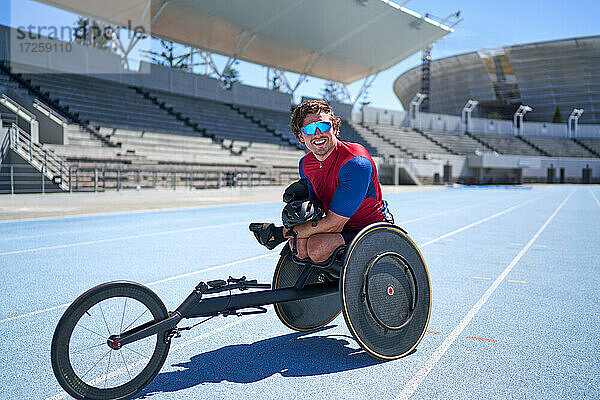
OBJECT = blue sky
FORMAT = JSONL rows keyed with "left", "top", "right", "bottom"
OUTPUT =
{"left": 1, "top": 0, "right": 598, "bottom": 111}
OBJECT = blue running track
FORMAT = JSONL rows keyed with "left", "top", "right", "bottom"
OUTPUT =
{"left": 0, "top": 185, "right": 599, "bottom": 399}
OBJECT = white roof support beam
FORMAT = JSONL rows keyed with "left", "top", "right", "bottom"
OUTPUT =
{"left": 222, "top": 30, "right": 257, "bottom": 75}
{"left": 151, "top": 1, "right": 170, "bottom": 25}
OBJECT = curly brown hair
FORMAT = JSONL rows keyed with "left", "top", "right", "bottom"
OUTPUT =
{"left": 290, "top": 100, "right": 341, "bottom": 141}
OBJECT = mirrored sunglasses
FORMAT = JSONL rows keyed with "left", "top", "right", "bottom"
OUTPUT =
{"left": 301, "top": 121, "right": 332, "bottom": 135}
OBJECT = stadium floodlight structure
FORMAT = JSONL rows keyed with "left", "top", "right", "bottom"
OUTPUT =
{"left": 409, "top": 93, "right": 427, "bottom": 129}
{"left": 567, "top": 108, "right": 584, "bottom": 138}
{"left": 513, "top": 105, "right": 532, "bottom": 136}
{"left": 461, "top": 99, "right": 478, "bottom": 134}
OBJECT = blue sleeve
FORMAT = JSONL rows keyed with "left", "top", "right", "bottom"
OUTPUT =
{"left": 329, "top": 157, "right": 373, "bottom": 218}
{"left": 299, "top": 157, "right": 316, "bottom": 200}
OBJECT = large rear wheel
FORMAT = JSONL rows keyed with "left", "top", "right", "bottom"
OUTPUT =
{"left": 51, "top": 281, "right": 170, "bottom": 400}
{"left": 340, "top": 223, "right": 431, "bottom": 360}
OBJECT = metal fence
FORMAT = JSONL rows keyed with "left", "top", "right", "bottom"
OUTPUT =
{"left": 0, "top": 163, "right": 64, "bottom": 194}
{"left": 0, "top": 163, "right": 299, "bottom": 194}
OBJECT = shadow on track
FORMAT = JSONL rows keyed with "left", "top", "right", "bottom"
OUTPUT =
{"left": 137, "top": 326, "right": 385, "bottom": 397}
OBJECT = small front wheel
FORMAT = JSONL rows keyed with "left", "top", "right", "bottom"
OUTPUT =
{"left": 51, "top": 281, "right": 171, "bottom": 400}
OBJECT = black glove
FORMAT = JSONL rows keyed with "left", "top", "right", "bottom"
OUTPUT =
{"left": 283, "top": 178, "right": 309, "bottom": 203}
{"left": 249, "top": 223, "right": 286, "bottom": 250}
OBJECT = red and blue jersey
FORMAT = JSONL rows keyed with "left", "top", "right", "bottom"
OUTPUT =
{"left": 299, "top": 140, "right": 385, "bottom": 231}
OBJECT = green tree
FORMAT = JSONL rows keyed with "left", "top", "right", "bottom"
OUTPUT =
{"left": 73, "top": 18, "right": 115, "bottom": 52}
{"left": 359, "top": 90, "right": 371, "bottom": 107}
{"left": 270, "top": 75, "right": 282, "bottom": 91}
{"left": 142, "top": 40, "right": 195, "bottom": 69}
{"left": 221, "top": 62, "right": 240, "bottom": 90}
{"left": 552, "top": 106, "right": 564, "bottom": 123}
{"left": 320, "top": 81, "right": 342, "bottom": 102}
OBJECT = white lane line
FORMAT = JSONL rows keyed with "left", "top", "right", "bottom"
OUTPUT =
{"left": 0, "top": 213, "right": 280, "bottom": 243}
{"left": 0, "top": 253, "right": 270, "bottom": 323}
{"left": 418, "top": 194, "right": 546, "bottom": 248}
{"left": 45, "top": 314, "right": 260, "bottom": 400}
{"left": 0, "top": 221, "right": 246, "bottom": 256}
{"left": 0, "top": 192, "right": 550, "bottom": 324}
{"left": 398, "top": 199, "right": 495, "bottom": 225}
{"left": 0, "top": 196, "right": 282, "bottom": 225}
{"left": 396, "top": 190, "right": 574, "bottom": 400}
{"left": 589, "top": 187, "right": 600, "bottom": 208}
{"left": 146, "top": 253, "right": 272, "bottom": 286}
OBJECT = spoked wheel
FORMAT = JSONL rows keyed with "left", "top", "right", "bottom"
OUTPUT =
{"left": 51, "top": 281, "right": 170, "bottom": 400}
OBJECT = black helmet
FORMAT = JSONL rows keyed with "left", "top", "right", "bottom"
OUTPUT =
{"left": 282, "top": 200, "right": 323, "bottom": 228}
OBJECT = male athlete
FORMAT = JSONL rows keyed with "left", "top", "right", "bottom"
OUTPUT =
{"left": 251, "top": 100, "right": 387, "bottom": 262}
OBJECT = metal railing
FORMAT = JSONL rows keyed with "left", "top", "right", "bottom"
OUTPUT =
{"left": 0, "top": 162, "right": 299, "bottom": 194}
{"left": 7, "top": 123, "right": 70, "bottom": 190}
{"left": 67, "top": 166, "right": 298, "bottom": 192}
{"left": 1, "top": 123, "right": 300, "bottom": 194}
{"left": 0, "top": 163, "right": 65, "bottom": 194}
{"left": 0, "top": 113, "right": 17, "bottom": 129}
{"left": 1, "top": 127, "right": 10, "bottom": 165}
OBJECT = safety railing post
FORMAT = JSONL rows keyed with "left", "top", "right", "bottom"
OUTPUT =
{"left": 68, "top": 167, "right": 72, "bottom": 192}
{"left": 94, "top": 168, "right": 98, "bottom": 192}
{"left": 102, "top": 167, "right": 106, "bottom": 190}
{"left": 10, "top": 164, "right": 14, "bottom": 195}
{"left": 41, "top": 165, "right": 45, "bottom": 194}
{"left": 218, "top": 171, "right": 222, "bottom": 188}
{"left": 172, "top": 171, "right": 176, "bottom": 190}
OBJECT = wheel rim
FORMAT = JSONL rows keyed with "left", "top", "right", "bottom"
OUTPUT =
{"left": 52, "top": 282, "right": 170, "bottom": 400}
{"left": 68, "top": 296, "right": 159, "bottom": 390}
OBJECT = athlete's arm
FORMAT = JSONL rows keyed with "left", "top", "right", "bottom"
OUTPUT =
{"left": 291, "top": 210, "right": 349, "bottom": 239}
{"left": 292, "top": 157, "right": 373, "bottom": 239}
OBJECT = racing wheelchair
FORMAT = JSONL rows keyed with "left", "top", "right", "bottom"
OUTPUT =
{"left": 51, "top": 183, "right": 431, "bottom": 400}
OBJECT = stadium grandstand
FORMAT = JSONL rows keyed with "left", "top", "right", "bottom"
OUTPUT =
{"left": 1, "top": 1, "right": 599, "bottom": 194}
{"left": 394, "top": 36, "right": 600, "bottom": 124}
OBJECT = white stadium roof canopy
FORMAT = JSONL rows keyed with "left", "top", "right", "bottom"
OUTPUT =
{"left": 34, "top": 0, "right": 452, "bottom": 84}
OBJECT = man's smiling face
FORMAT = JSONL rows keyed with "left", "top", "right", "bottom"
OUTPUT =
{"left": 299, "top": 112, "right": 339, "bottom": 161}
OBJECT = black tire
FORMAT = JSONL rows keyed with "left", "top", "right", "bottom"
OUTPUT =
{"left": 51, "top": 281, "right": 171, "bottom": 400}
{"left": 340, "top": 223, "right": 431, "bottom": 360}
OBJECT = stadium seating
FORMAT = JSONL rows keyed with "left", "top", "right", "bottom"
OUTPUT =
{"left": 144, "top": 89, "right": 295, "bottom": 147}
{"left": 364, "top": 124, "right": 452, "bottom": 158}
{"left": 349, "top": 121, "right": 412, "bottom": 158}
{"left": 575, "top": 138, "right": 600, "bottom": 156}
{"left": 419, "top": 130, "right": 486, "bottom": 155}
{"left": 520, "top": 136, "right": 597, "bottom": 158}
{"left": 469, "top": 133, "right": 544, "bottom": 156}
{"left": 234, "top": 105, "right": 298, "bottom": 145}
{"left": 20, "top": 73, "right": 197, "bottom": 136}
